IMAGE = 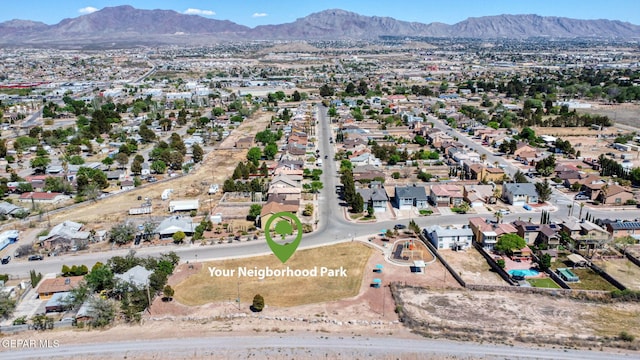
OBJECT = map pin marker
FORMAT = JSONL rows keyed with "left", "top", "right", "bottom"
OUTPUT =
{"left": 264, "top": 211, "right": 303, "bottom": 263}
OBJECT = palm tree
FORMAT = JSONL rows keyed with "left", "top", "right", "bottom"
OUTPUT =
{"left": 494, "top": 211, "right": 503, "bottom": 224}
{"left": 579, "top": 202, "right": 585, "bottom": 219}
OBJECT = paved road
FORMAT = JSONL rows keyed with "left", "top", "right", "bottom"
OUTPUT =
{"left": 3, "top": 334, "right": 637, "bottom": 360}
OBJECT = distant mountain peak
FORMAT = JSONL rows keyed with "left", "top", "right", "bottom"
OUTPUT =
{"left": 0, "top": 6, "right": 637, "bottom": 47}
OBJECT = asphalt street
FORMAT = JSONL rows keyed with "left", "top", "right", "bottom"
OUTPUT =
{"left": 3, "top": 334, "right": 637, "bottom": 360}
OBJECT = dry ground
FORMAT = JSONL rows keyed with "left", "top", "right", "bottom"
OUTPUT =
{"left": 439, "top": 247, "right": 509, "bottom": 286}
{"left": 397, "top": 287, "right": 640, "bottom": 343}
{"left": 578, "top": 103, "right": 640, "bottom": 131}
{"left": 593, "top": 259, "right": 640, "bottom": 290}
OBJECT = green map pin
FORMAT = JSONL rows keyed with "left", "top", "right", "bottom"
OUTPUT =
{"left": 264, "top": 211, "right": 303, "bottom": 263}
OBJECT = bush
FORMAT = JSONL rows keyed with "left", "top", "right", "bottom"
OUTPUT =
{"left": 619, "top": 331, "right": 635, "bottom": 342}
{"left": 251, "top": 294, "right": 264, "bottom": 312}
{"left": 497, "top": 259, "right": 506, "bottom": 269}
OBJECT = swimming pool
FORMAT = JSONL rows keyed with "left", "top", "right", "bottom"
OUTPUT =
{"left": 508, "top": 269, "right": 540, "bottom": 277}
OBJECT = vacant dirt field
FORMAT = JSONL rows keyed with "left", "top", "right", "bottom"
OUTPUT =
{"left": 439, "top": 248, "right": 508, "bottom": 286}
{"left": 396, "top": 287, "right": 640, "bottom": 344}
{"left": 593, "top": 259, "right": 640, "bottom": 290}
{"left": 578, "top": 103, "right": 640, "bottom": 131}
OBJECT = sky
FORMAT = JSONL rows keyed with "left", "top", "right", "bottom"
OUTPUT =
{"left": 2, "top": 0, "right": 640, "bottom": 27}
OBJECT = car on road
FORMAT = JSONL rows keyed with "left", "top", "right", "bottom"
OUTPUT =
{"left": 394, "top": 224, "right": 407, "bottom": 230}
{"left": 28, "top": 255, "right": 44, "bottom": 261}
{"left": 497, "top": 209, "right": 511, "bottom": 215}
{"left": 574, "top": 194, "right": 589, "bottom": 200}
{"left": 1, "top": 256, "right": 10, "bottom": 264}
{"left": 324, "top": 155, "right": 328, "bottom": 159}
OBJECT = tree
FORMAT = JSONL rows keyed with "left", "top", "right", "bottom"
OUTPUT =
{"left": 109, "top": 223, "right": 136, "bottom": 245}
{"left": 292, "top": 90, "right": 301, "bottom": 101}
{"left": 30, "top": 156, "right": 51, "bottom": 174}
{"left": 130, "top": 160, "right": 143, "bottom": 175}
{"left": 102, "top": 156, "right": 114, "bottom": 168}
{"left": 494, "top": 211, "right": 504, "bottom": 224}
{"left": 263, "top": 143, "right": 278, "bottom": 160}
{"left": 535, "top": 179, "right": 553, "bottom": 203}
{"left": 151, "top": 160, "right": 167, "bottom": 174}
{"left": 539, "top": 253, "right": 552, "bottom": 271}
{"left": 353, "top": 193, "right": 365, "bottom": 213}
{"left": 87, "top": 296, "right": 116, "bottom": 328}
{"left": 191, "top": 143, "right": 204, "bottom": 163}
{"left": 319, "top": 84, "right": 334, "bottom": 97}
{"left": 251, "top": 294, "right": 264, "bottom": 312}
{"left": 513, "top": 171, "right": 529, "bottom": 183}
{"left": 162, "top": 285, "right": 175, "bottom": 301}
{"left": 0, "top": 292, "right": 16, "bottom": 319}
{"left": 172, "top": 231, "right": 186, "bottom": 244}
{"left": 495, "top": 234, "right": 526, "bottom": 255}
{"left": 247, "top": 204, "right": 262, "bottom": 221}
{"left": 85, "top": 263, "right": 114, "bottom": 292}
{"left": 115, "top": 152, "right": 129, "bottom": 169}
{"left": 246, "top": 147, "right": 262, "bottom": 166}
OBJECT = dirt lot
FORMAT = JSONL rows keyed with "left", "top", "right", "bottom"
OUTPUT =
{"left": 439, "top": 247, "right": 509, "bottom": 286}
{"left": 43, "top": 112, "right": 271, "bottom": 228}
{"left": 396, "top": 286, "right": 640, "bottom": 344}
{"left": 578, "top": 103, "right": 640, "bottom": 131}
{"left": 593, "top": 259, "right": 640, "bottom": 290}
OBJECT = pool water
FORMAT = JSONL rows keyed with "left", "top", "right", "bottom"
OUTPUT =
{"left": 508, "top": 269, "right": 540, "bottom": 277}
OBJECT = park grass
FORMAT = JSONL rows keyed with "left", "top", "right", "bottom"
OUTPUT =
{"left": 173, "top": 242, "right": 373, "bottom": 307}
{"left": 568, "top": 268, "right": 618, "bottom": 291}
{"left": 527, "top": 278, "right": 561, "bottom": 289}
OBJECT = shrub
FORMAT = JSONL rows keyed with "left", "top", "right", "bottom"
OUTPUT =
{"left": 251, "top": 294, "right": 264, "bottom": 312}
{"left": 619, "top": 331, "right": 635, "bottom": 342}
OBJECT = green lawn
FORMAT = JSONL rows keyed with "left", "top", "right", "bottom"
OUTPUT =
{"left": 527, "top": 278, "right": 561, "bottom": 288}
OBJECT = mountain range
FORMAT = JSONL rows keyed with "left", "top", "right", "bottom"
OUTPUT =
{"left": 0, "top": 6, "right": 638, "bottom": 48}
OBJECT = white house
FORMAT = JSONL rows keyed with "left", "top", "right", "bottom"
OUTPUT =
{"left": 424, "top": 225, "right": 473, "bottom": 250}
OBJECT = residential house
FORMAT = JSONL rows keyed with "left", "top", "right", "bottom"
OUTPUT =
{"left": 357, "top": 181, "right": 389, "bottom": 213}
{"left": 463, "top": 185, "right": 496, "bottom": 207}
{"left": 512, "top": 220, "right": 561, "bottom": 248}
{"left": 604, "top": 220, "right": 640, "bottom": 238}
{"left": 267, "top": 185, "right": 301, "bottom": 202}
{"left": 155, "top": 216, "right": 195, "bottom": 239}
{"left": 38, "top": 220, "right": 90, "bottom": 250}
{"left": 19, "top": 192, "right": 70, "bottom": 204}
{"left": 352, "top": 165, "right": 385, "bottom": 182}
{"left": 502, "top": 183, "right": 538, "bottom": 205}
{"left": 469, "top": 217, "right": 517, "bottom": 250}
{"left": 37, "top": 276, "right": 84, "bottom": 300}
{"left": 395, "top": 185, "right": 429, "bottom": 210}
{"left": 424, "top": 225, "right": 474, "bottom": 250}
{"left": 597, "top": 184, "right": 634, "bottom": 205}
{"left": 0, "top": 201, "right": 28, "bottom": 217}
{"left": 350, "top": 152, "right": 382, "bottom": 167}
{"left": 562, "top": 219, "right": 610, "bottom": 251}
{"left": 114, "top": 265, "right": 153, "bottom": 288}
{"left": 481, "top": 167, "right": 506, "bottom": 183}
{"left": 235, "top": 137, "right": 254, "bottom": 149}
{"left": 120, "top": 179, "right": 135, "bottom": 191}
{"left": 467, "top": 163, "right": 484, "bottom": 181}
{"left": 429, "top": 184, "right": 464, "bottom": 207}
{"left": 259, "top": 200, "right": 299, "bottom": 229}
{"left": 45, "top": 292, "right": 71, "bottom": 313}
{"left": 270, "top": 173, "right": 301, "bottom": 188}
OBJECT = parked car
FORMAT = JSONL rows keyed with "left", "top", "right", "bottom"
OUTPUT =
{"left": 575, "top": 194, "right": 589, "bottom": 200}
{"left": 1, "top": 256, "right": 10, "bottom": 264}
{"left": 28, "top": 255, "right": 44, "bottom": 261}
{"left": 498, "top": 209, "right": 511, "bottom": 215}
{"left": 394, "top": 224, "right": 407, "bottom": 230}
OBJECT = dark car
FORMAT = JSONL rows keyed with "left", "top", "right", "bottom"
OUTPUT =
{"left": 1, "top": 256, "right": 10, "bottom": 264}
{"left": 28, "top": 255, "right": 44, "bottom": 261}
{"left": 394, "top": 224, "right": 407, "bottom": 230}
{"left": 324, "top": 155, "right": 328, "bottom": 159}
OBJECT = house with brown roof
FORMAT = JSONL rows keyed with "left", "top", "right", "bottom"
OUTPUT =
{"left": 468, "top": 217, "right": 517, "bottom": 250}
{"left": 235, "top": 136, "right": 254, "bottom": 149}
{"left": 19, "top": 192, "right": 69, "bottom": 204}
{"left": 481, "top": 167, "right": 506, "bottom": 183}
{"left": 597, "top": 184, "right": 634, "bottom": 205}
{"left": 463, "top": 185, "right": 496, "bottom": 207}
{"left": 429, "top": 184, "right": 464, "bottom": 207}
{"left": 37, "top": 276, "right": 84, "bottom": 300}
{"left": 259, "top": 200, "right": 299, "bottom": 230}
